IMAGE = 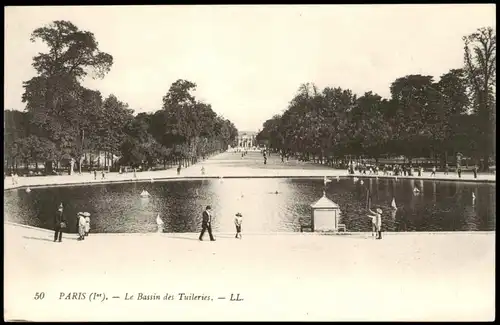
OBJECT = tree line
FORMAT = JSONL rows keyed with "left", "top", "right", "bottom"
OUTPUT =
{"left": 4, "top": 20, "right": 238, "bottom": 175}
{"left": 256, "top": 27, "right": 496, "bottom": 172}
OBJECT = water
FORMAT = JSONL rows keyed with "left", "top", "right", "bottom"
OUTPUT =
{"left": 4, "top": 177, "right": 495, "bottom": 233}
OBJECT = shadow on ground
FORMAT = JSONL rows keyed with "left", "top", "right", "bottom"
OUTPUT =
{"left": 22, "top": 235, "right": 79, "bottom": 242}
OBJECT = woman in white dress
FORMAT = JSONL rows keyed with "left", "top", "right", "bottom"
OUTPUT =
{"left": 77, "top": 212, "right": 86, "bottom": 240}
{"left": 84, "top": 212, "right": 91, "bottom": 236}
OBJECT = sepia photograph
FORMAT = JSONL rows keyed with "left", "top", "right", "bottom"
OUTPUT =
{"left": 3, "top": 4, "right": 496, "bottom": 321}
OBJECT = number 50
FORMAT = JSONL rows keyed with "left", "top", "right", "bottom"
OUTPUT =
{"left": 34, "top": 292, "right": 45, "bottom": 300}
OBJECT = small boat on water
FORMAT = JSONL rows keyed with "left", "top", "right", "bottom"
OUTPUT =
{"left": 156, "top": 214, "right": 164, "bottom": 225}
{"left": 391, "top": 197, "right": 397, "bottom": 209}
{"left": 140, "top": 190, "right": 150, "bottom": 198}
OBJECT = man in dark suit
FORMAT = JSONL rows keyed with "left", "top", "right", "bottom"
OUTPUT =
{"left": 199, "top": 205, "right": 215, "bottom": 241}
{"left": 54, "top": 203, "right": 66, "bottom": 242}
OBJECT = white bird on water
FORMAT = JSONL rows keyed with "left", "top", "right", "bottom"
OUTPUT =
{"left": 25, "top": 187, "right": 31, "bottom": 193}
{"left": 353, "top": 177, "right": 359, "bottom": 182}
{"left": 140, "top": 190, "right": 150, "bottom": 198}
{"left": 360, "top": 180, "right": 364, "bottom": 185}
{"left": 156, "top": 214, "right": 164, "bottom": 226}
{"left": 219, "top": 176, "right": 224, "bottom": 183}
{"left": 150, "top": 178, "right": 154, "bottom": 183}
{"left": 324, "top": 176, "right": 332, "bottom": 186}
{"left": 336, "top": 176, "right": 340, "bottom": 182}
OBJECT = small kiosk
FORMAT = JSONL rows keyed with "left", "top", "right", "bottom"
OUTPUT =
{"left": 310, "top": 193, "right": 342, "bottom": 232}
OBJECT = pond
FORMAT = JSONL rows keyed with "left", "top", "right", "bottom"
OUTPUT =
{"left": 4, "top": 177, "right": 496, "bottom": 233}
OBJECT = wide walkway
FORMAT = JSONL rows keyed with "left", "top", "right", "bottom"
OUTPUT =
{"left": 3, "top": 150, "right": 496, "bottom": 321}
{"left": 4, "top": 223, "right": 495, "bottom": 321}
{"left": 4, "top": 151, "right": 495, "bottom": 190}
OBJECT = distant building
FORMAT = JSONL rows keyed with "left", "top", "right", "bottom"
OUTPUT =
{"left": 237, "top": 131, "right": 257, "bottom": 148}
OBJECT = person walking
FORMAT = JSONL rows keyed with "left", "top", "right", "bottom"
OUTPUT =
{"left": 431, "top": 166, "right": 436, "bottom": 177}
{"left": 101, "top": 170, "right": 105, "bottom": 179}
{"left": 199, "top": 205, "right": 215, "bottom": 241}
{"left": 444, "top": 164, "right": 449, "bottom": 175}
{"left": 368, "top": 207, "right": 383, "bottom": 239}
{"left": 234, "top": 212, "right": 243, "bottom": 239}
{"left": 473, "top": 165, "right": 478, "bottom": 179}
{"left": 54, "top": 203, "right": 66, "bottom": 242}
{"left": 94, "top": 169, "right": 97, "bottom": 180}
{"left": 177, "top": 164, "right": 181, "bottom": 176}
{"left": 457, "top": 166, "right": 462, "bottom": 178}
{"left": 77, "top": 212, "right": 86, "bottom": 240}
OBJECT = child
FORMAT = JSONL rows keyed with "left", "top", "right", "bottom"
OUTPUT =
{"left": 367, "top": 208, "right": 383, "bottom": 240}
{"left": 84, "top": 213, "right": 91, "bottom": 236}
{"left": 234, "top": 212, "right": 243, "bottom": 239}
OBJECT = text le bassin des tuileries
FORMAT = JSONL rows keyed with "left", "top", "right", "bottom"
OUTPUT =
{"left": 33, "top": 292, "right": 243, "bottom": 303}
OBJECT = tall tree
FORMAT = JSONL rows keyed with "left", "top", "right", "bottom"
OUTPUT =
{"left": 22, "top": 20, "right": 114, "bottom": 172}
{"left": 463, "top": 26, "right": 496, "bottom": 170}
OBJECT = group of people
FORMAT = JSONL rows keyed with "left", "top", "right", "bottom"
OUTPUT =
{"left": 53, "top": 203, "right": 91, "bottom": 242}
{"left": 348, "top": 162, "right": 480, "bottom": 179}
{"left": 52, "top": 201, "right": 388, "bottom": 242}
{"left": 198, "top": 205, "right": 244, "bottom": 241}
{"left": 91, "top": 169, "right": 106, "bottom": 180}
{"left": 10, "top": 173, "right": 19, "bottom": 185}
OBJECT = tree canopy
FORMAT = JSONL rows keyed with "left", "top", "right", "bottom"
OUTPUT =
{"left": 5, "top": 20, "right": 238, "bottom": 174}
{"left": 257, "top": 27, "right": 495, "bottom": 170}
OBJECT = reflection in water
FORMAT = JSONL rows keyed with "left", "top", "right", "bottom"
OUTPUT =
{"left": 4, "top": 178, "right": 496, "bottom": 233}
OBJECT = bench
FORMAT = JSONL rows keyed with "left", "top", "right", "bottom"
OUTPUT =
{"left": 300, "top": 225, "right": 313, "bottom": 232}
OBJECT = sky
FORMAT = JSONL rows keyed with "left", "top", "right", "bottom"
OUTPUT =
{"left": 4, "top": 5, "right": 496, "bottom": 132}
